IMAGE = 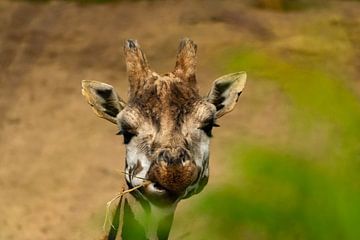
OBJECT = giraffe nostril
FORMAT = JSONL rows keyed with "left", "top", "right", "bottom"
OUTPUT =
{"left": 158, "top": 150, "right": 172, "bottom": 163}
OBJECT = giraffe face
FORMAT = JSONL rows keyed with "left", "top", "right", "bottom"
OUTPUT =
{"left": 118, "top": 76, "right": 216, "bottom": 205}
{"left": 81, "top": 39, "right": 246, "bottom": 206}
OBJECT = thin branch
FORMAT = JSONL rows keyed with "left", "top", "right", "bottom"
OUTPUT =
{"left": 102, "top": 180, "right": 151, "bottom": 232}
{"left": 118, "top": 170, "right": 149, "bottom": 181}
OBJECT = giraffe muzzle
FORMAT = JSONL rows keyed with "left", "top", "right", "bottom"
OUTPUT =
{"left": 146, "top": 158, "right": 199, "bottom": 197}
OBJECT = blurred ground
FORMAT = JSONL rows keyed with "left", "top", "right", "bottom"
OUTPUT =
{"left": 0, "top": 0, "right": 359, "bottom": 239}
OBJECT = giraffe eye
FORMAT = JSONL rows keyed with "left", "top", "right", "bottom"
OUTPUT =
{"left": 200, "top": 123, "right": 213, "bottom": 137}
{"left": 116, "top": 122, "right": 137, "bottom": 144}
{"left": 117, "top": 129, "right": 137, "bottom": 144}
{"left": 122, "top": 129, "right": 136, "bottom": 144}
{"left": 199, "top": 119, "right": 219, "bottom": 138}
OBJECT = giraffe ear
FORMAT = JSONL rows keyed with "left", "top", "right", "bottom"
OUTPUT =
{"left": 81, "top": 80, "right": 126, "bottom": 124}
{"left": 207, "top": 72, "right": 246, "bottom": 118}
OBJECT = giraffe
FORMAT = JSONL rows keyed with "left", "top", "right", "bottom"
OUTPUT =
{"left": 81, "top": 38, "right": 246, "bottom": 240}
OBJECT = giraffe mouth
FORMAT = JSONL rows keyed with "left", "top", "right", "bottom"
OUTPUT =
{"left": 148, "top": 182, "right": 168, "bottom": 194}
{"left": 143, "top": 181, "right": 182, "bottom": 206}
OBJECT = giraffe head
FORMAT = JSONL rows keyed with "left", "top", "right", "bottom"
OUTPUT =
{"left": 82, "top": 39, "right": 246, "bottom": 207}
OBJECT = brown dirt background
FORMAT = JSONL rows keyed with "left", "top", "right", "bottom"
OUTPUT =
{"left": 0, "top": 0, "right": 359, "bottom": 239}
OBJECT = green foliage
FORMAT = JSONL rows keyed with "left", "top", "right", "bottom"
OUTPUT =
{"left": 107, "top": 196, "right": 122, "bottom": 240}
{"left": 194, "top": 146, "right": 360, "bottom": 240}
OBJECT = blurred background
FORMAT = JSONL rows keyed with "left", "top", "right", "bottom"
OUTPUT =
{"left": 0, "top": 0, "right": 359, "bottom": 239}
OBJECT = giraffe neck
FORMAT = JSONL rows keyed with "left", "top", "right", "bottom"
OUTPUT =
{"left": 122, "top": 197, "right": 176, "bottom": 240}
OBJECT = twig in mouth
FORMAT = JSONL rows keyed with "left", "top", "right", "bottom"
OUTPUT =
{"left": 102, "top": 180, "right": 151, "bottom": 232}
{"left": 117, "top": 170, "right": 149, "bottom": 181}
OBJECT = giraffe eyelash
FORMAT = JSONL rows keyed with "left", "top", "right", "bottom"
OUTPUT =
{"left": 116, "top": 128, "right": 138, "bottom": 144}
{"left": 198, "top": 120, "right": 220, "bottom": 137}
